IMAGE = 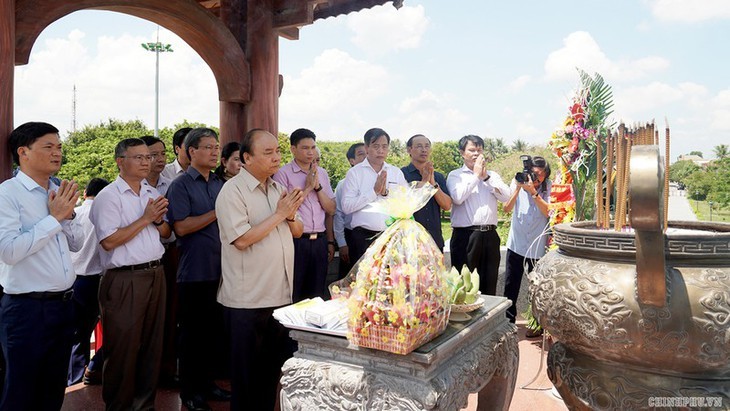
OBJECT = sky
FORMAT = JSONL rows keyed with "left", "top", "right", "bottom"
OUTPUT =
{"left": 13, "top": 0, "right": 730, "bottom": 161}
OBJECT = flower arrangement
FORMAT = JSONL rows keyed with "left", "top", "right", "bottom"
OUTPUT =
{"left": 549, "top": 70, "right": 614, "bottom": 223}
{"left": 343, "top": 184, "right": 450, "bottom": 355}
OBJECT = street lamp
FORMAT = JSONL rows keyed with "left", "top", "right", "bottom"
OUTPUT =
{"left": 141, "top": 27, "right": 173, "bottom": 137}
{"left": 695, "top": 191, "right": 699, "bottom": 212}
{"left": 709, "top": 201, "right": 714, "bottom": 222}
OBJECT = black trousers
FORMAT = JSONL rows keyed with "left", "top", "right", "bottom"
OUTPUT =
{"left": 450, "top": 227, "right": 501, "bottom": 295}
{"left": 177, "top": 280, "right": 223, "bottom": 399}
{"left": 68, "top": 273, "right": 102, "bottom": 386}
{"left": 337, "top": 228, "right": 354, "bottom": 279}
{"left": 225, "top": 306, "right": 295, "bottom": 411}
{"left": 160, "top": 244, "right": 180, "bottom": 383}
{"left": 292, "top": 236, "right": 329, "bottom": 302}
{"left": 349, "top": 227, "right": 380, "bottom": 269}
{"left": 0, "top": 293, "right": 74, "bottom": 411}
{"left": 503, "top": 249, "right": 538, "bottom": 323}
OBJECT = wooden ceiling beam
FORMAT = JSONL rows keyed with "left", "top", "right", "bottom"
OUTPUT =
{"left": 272, "top": 0, "right": 313, "bottom": 29}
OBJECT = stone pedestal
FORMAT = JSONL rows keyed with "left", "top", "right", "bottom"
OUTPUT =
{"left": 280, "top": 296, "right": 518, "bottom": 410}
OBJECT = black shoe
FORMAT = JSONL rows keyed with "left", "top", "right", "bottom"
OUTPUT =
{"left": 182, "top": 395, "right": 212, "bottom": 411}
{"left": 207, "top": 385, "right": 232, "bottom": 402}
{"left": 82, "top": 366, "right": 102, "bottom": 385}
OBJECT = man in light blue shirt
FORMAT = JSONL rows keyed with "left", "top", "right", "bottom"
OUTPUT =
{"left": 0, "top": 121, "right": 83, "bottom": 410}
{"left": 502, "top": 156, "right": 552, "bottom": 327}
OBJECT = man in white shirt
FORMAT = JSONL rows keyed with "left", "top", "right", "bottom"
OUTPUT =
{"left": 333, "top": 143, "right": 366, "bottom": 278}
{"left": 67, "top": 178, "right": 109, "bottom": 387}
{"left": 341, "top": 128, "right": 408, "bottom": 265}
{"left": 161, "top": 127, "right": 191, "bottom": 181}
{"left": 0, "top": 122, "right": 82, "bottom": 410}
{"left": 447, "top": 135, "right": 511, "bottom": 296}
{"left": 90, "top": 138, "right": 172, "bottom": 410}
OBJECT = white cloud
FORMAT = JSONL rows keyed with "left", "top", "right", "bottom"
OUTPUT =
{"left": 710, "top": 89, "right": 730, "bottom": 131}
{"left": 385, "top": 90, "right": 468, "bottom": 141}
{"left": 507, "top": 75, "right": 531, "bottom": 92}
{"left": 543, "top": 31, "right": 669, "bottom": 82}
{"left": 15, "top": 27, "right": 218, "bottom": 134}
{"left": 346, "top": 4, "right": 429, "bottom": 54}
{"left": 279, "top": 49, "right": 390, "bottom": 138}
{"left": 648, "top": 0, "right": 730, "bottom": 23}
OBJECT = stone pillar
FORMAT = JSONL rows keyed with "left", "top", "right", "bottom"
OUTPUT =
{"left": 219, "top": 0, "right": 248, "bottom": 146}
{"left": 0, "top": 0, "right": 14, "bottom": 180}
{"left": 244, "top": 0, "right": 278, "bottom": 137}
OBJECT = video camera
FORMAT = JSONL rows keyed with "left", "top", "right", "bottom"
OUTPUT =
{"left": 515, "top": 155, "right": 537, "bottom": 184}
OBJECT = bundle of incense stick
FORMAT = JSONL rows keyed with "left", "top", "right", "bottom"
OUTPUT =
{"left": 596, "top": 121, "right": 670, "bottom": 231}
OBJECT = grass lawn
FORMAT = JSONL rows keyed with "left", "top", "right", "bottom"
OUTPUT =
{"left": 694, "top": 200, "right": 730, "bottom": 222}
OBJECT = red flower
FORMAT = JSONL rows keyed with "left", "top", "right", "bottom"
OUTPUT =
{"left": 570, "top": 103, "right": 584, "bottom": 122}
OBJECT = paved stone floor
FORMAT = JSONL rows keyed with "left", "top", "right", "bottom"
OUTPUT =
{"left": 62, "top": 321, "right": 567, "bottom": 410}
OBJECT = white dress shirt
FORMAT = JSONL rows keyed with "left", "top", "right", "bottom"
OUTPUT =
{"left": 341, "top": 159, "right": 408, "bottom": 232}
{"left": 70, "top": 199, "right": 104, "bottom": 276}
{"left": 160, "top": 159, "right": 185, "bottom": 181}
{"left": 148, "top": 174, "right": 172, "bottom": 196}
{"left": 90, "top": 176, "right": 166, "bottom": 269}
{"left": 447, "top": 166, "right": 511, "bottom": 227}
{"left": 333, "top": 179, "right": 351, "bottom": 246}
{"left": 0, "top": 171, "right": 83, "bottom": 293}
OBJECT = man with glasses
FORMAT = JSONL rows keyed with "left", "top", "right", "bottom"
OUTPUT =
{"left": 341, "top": 128, "right": 408, "bottom": 265}
{"left": 166, "top": 128, "right": 229, "bottom": 410}
{"left": 90, "top": 138, "right": 172, "bottom": 410}
{"left": 401, "top": 134, "right": 452, "bottom": 251}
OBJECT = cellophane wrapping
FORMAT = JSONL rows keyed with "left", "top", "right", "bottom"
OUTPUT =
{"left": 332, "top": 183, "right": 450, "bottom": 355}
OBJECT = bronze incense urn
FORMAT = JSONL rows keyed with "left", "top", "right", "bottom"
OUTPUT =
{"left": 530, "top": 146, "right": 730, "bottom": 410}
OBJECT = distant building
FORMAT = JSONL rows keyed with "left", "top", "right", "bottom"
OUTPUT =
{"left": 676, "top": 154, "right": 712, "bottom": 167}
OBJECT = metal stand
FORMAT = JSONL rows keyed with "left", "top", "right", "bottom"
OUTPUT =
{"left": 519, "top": 331, "right": 552, "bottom": 391}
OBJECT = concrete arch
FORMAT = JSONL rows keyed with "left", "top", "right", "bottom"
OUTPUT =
{"left": 14, "top": 0, "right": 250, "bottom": 103}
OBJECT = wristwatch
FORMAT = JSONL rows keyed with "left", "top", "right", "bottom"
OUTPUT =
{"left": 314, "top": 184, "right": 323, "bottom": 192}
{"left": 531, "top": 192, "right": 539, "bottom": 199}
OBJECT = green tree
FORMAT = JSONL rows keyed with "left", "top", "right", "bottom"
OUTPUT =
{"left": 59, "top": 119, "right": 218, "bottom": 190}
{"left": 669, "top": 160, "right": 701, "bottom": 186}
{"left": 431, "top": 141, "right": 462, "bottom": 176}
{"left": 511, "top": 139, "right": 529, "bottom": 152}
{"left": 714, "top": 144, "right": 729, "bottom": 160}
{"left": 689, "top": 150, "right": 703, "bottom": 158}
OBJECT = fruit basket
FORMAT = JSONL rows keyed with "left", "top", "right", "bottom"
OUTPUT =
{"left": 340, "top": 184, "right": 451, "bottom": 355}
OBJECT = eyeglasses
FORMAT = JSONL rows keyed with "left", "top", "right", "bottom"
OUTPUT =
{"left": 120, "top": 154, "right": 153, "bottom": 162}
{"left": 196, "top": 145, "right": 220, "bottom": 151}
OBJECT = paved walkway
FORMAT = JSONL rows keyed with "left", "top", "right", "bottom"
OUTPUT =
{"left": 668, "top": 189, "right": 698, "bottom": 221}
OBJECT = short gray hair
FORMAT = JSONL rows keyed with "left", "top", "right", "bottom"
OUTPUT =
{"left": 184, "top": 128, "right": 219, "bottom": 160}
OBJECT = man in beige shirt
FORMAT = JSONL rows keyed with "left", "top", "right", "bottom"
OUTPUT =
{"left": 215, "top": 129, "right": 304, "bottom": 411}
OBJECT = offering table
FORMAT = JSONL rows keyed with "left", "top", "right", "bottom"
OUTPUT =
{"left": 280, "top": 296, "right": 518, "bottom": 410}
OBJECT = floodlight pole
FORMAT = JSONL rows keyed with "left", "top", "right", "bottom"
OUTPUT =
{"left": 141, "top": 27, "right": 173, "bottom": 137}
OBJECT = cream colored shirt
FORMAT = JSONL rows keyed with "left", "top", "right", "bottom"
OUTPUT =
{"left": 215, "top": 168, "right": 294, "bottom": 309}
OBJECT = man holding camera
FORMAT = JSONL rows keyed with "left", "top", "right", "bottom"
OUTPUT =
{"left": 503, "top": 156, "right": 551, "bottom": 331}
{"left": 447, "top": 135, "right": 511, "bottom": 296}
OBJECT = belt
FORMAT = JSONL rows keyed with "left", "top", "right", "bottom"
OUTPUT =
{"left": 111, "top": 259, "right": 161, "bottom": 272}
{"left": 301, "top": 232, "right": 326, "bottom": 240}
{"left": 14, "top": 289, "right": 74, "bottom": 302}
{"left": 353, "top": 227, "right": 379, "bottom": 235}
{"left": 467, "top": 224, "right": 497, "bottom": 232}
